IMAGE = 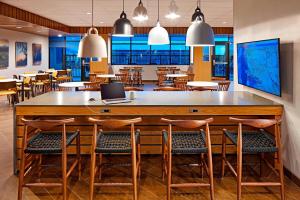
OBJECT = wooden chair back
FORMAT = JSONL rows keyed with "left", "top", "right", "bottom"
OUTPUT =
{"left": 21, "top": 118, "right": 75, "bottom": 131}
{"left": 229, "top": 117, "right": 280, "bottom": 129}
{"left": 0, "top": 81, "right": 17, "bottom": 91}
{"left": 156, "top": 71, "right": 167, "bottom": 86}
{"left": 78, "top": 81, "right": 102, "bottom": 91}
{"left": 36, "top": 74, "right": 50, "bottom": 82}
{"left": 153, "top": 87, "right": 182, "bottom": 91}
{"left": 187, "top": 73, "right": 195, "bottom": 81}
{"left": 161, "top": 118, "right": 214, "bottom": 129}
{"left": 88, "top": 117, "right": 142, "bottom": 129}
{"left": 57, "top": 70, "right": 68, "bottom": 76}
{"left": 124, "top": 87, "right": 144, "bottom": 91}
{"left": 217, "top": 81, "right": 231, "bottom": 91}
{"left": 115, "top": 73, "right": 129, "bottom": 84}
{"left": 212, "top": 77, "right": 226, "bottom": 81}
{"left": 89, "top": 73, "right": 97, "bottom": 82}
{"left": 174, "top": 78, "right": 188, "bottom": 90}
{"left": 191, "top": 87, "right": 215, "bottom": 91}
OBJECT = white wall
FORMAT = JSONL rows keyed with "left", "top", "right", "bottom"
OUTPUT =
{"left": 0, "top": 28, "right": 49, "bottom": 78}
{"left": 111, "top": 65, "right": 190, "bottom": 80}
{"left": 234, "top": 0, "right": 300, "bottom": 178}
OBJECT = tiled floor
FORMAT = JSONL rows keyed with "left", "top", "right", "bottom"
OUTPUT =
{"left": 1, "top": 85, "right": 300, "bottom": 200}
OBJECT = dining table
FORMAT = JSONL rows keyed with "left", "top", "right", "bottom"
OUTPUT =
{"left": 58, "top": 81, "right": 88, "bottom": 91}
{"left": 187, "top": 81, "right": 219, "bottom": 89}
{"left": 96, "top": 74, "right": 116, "bottom": 83}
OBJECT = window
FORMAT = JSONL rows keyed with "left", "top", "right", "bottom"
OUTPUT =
{"left": 111, "top": 34, "right": 190, "bottom": 65}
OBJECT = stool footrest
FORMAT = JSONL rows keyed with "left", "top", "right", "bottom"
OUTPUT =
{"left": 241, "top": 182, "right": 282, "bottom": 187}
{"left": 24, "top": 182, "right": 62, "bottom": 187}
{"left": 94, "top": 182, "right": 133, "bottom": 187}
{"left": 171, "top": 183, "right": 210, "bottom": 188}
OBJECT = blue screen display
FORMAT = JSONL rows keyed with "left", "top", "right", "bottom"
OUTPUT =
{"left": 237, "top": 39, "right": 281, "bottom": 96}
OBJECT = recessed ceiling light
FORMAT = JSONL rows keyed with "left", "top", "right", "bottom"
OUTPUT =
{"left": 57, "top": 34, "right": 63, "bottom": 37}
{"left": 223, "top": 21, "right": 227, "bottom": 24}
{"left": 86, "top": 12, "right": 92, "bottom": 15}
{"left": 100, "top": 21, "right": 104, "bottom": 24}
{"left": 16, "top": 26, "right": 22, "bottom": 29}
{"left": 37, "top": 30, "right": 42, "bottom": 32}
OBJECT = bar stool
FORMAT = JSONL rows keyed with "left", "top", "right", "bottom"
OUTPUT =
{"left": 88, "top": 117, "right": 142, "bottom": 200}
{"left": 221, "top": 117, "right": 284, "bottom": 200}
{"left": 161, "top": 118, "right": 215, "bottom": 200}
{"left": 18, "top": 118, "right": 81, "bottom": 200}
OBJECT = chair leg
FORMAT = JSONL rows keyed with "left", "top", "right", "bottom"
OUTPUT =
{"left": 137, "top": 143, "right": 141, "bottom": 181}
{"left": 38, "top": 155, "right": 42, "bottom": 178}
{"left": 237, "top": 149, "right": 242, "bottom": 200}
{"left": 18, "top": 150, "right": 26, "bottom": 200}
{"left": 62, "top": 150, "right": 67, "bottom": 200}
{"left": 162, "top": 134, "right": 165, "bottom": 181}
{"left": 98, "top": 153, "right": 103, "bottom": 180}
{"left": 278, "top": 150, "right": 285, "bottom": 200}
{"left": 207, "top": 148, "right": 215, "bottom": 200}
{"left": 221, "top": 133, "right": 226, "bottom": 178}
{"left": 76, "top": 134, "right": 81, "bottom": 179}
{"left": 200, "top": 153, "right": 204, "bottom": 178}
{"left": 132, "top": 148, "right": 138, "bottom": 200}
{"left": 90, "top": 151, "right": 96, "bottom": 200}
{"left": 167, "top": 152, "right": 172, "bottom": 200}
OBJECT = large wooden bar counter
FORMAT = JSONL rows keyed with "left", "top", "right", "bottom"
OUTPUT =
{"left": 14, "top": 91, "right": 283, "bottom": 173}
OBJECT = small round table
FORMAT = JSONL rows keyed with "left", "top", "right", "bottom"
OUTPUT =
{"left": 58, "top": 82, "right": 88, "bottom": 91}
{"left": 96, "top": 74, "right": 116, "bottom": 83}
{"left": 187, "top": 81, "right": 218, "bottom": 89}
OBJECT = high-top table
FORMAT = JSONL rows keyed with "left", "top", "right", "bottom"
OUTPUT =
{"left": 13, "top": 91, "right": 283, "bottom": 174}
{"left": 58, "top": 81, "right": 88, "bottom": 91}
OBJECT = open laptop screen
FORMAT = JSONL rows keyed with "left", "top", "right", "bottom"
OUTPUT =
{"left": 100, "top": 83, "right": 126, "bottom": 100}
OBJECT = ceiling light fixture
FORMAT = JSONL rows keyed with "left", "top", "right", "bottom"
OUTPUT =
{"left": 165, "top": 0, "right": 180, "bottom": 20}
{"left": 57, "top": 34, "right": 63, "bottom": 37}
{"left": 112, "top": 0, "right": 134, "bottom": 37}
{"left": 78, "top": 0, "right": 107, "bottom": 58}
{"left": 148, "top": 0, "right": 170, "bottom": 45}
{"left": 86, "top": 12, "right": 92, "bottom": 15}
{"left": 16, "top": 26, "right": 22, "bottom": 29}
{"left": 186, "top": 0, "right": 215, "bottom": 47}
{"left": 133, "top": 0, "right": 148, "bottom": 22}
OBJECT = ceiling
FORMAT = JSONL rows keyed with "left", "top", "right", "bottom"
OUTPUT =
{"left": 1, "top": 0, "right": 233, "bottom": 27}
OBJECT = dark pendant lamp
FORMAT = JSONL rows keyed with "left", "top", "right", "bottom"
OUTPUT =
{"left": 78, "top": 0, "right": 107, "bottom": 58}
{"left": 133, "top": 0, "right": 148, "bottom": 22}
{"left": 186, "top": 0, "right": 215, "bottom": 47}
{"left": 113, "top": 0, "right": 134, "bottom": 37}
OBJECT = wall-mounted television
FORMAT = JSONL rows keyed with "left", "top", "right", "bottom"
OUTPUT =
{"left": 237, "top": 38, "right": 281, "bottom": 96}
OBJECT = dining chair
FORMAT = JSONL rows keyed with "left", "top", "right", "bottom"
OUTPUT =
{"left": 0, "top": 81, "right": 19, "bottom": 104}
{"left": 174, "top": 78, "right": 188, "bottom": 90}
{"left": 217, "top": 81, "right": 231, "bottom": 91}
{"left": 78, "top": 81, "right": 102, "bottom": 91}
{"left": 34, "top": 74, "right": 51, "bottom": 95}
{"left": 18, "top": 118, "right": 81, "bottom": 200}
{"left": 161, "top": 118, "right": 215, "bottom": 200}
{"left": 88, "top": 117, "right": 142, "bottom": 200}
{"left": 221, "top": 117, "right": 284, "bottom": 200}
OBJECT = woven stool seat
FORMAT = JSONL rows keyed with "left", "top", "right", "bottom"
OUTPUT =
{"left": 224, "top": 129, "right": 278, "bottom": 153}
{"left": 163, "top": 131, "right": 207, "bottom": 154}
{"left": 25, "top": 131, "right": 79, "bottom": 154}
{"left": 96, "top": 131, "right": 140, "bottom": 153}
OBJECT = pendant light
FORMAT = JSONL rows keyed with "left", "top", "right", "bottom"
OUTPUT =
{"left": 186, "top": 0, "right": 215, "bottom": 47}
{"left": 165, "top": 0, "right": 180, "bottom": 20}
{"left": 133, "top": 0, "right": 148, "bottom": 22}
{"left": 113, "top": 0, "right": 134, "bottom": 37}
{"left": 77, "top": 0, "right": 107, "bottom": 58}
{"left": 148, "top": 0, "right": 170, "bottom": 45}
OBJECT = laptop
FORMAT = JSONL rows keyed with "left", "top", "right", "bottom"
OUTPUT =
{"left": 100, "top": 83, "right": 131, "bottom": 104}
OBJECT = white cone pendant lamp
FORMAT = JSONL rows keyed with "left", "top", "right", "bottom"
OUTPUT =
{"left": 148, "top": 0, "right": 170, "bottom": 45}
{"left": 133, "top": 0, "right": 148, "bottom": 22}
{"left": 78, "top": 0, "right": 107, "bottom": 58}
{"left": 113, "top": 0, "right": 134, "bottom": 37}
{"left": 186, "top": 0, "right": 215, "bottom": 47}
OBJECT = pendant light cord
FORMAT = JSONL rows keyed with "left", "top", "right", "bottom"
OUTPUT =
{"left": 158, "top": 0, "right": 160, "bottom": 22}
{"left": 197, "top": 0, "right": 200, "bottom": 8}
{"left": 92, "top": 0, "right": 94, "bottom": 27}
{"left": 123, "top": 0, "right": 125, "bottom": 12}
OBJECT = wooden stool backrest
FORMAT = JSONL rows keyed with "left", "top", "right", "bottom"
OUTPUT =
{"left": 88, "top": 117, "right": 142, "bottom": 129}
{"left": 229, "top": 117, "right": 279, "bottom": 129}
{"left": 57, "top": 70, "right": 68, "bottom": 76}
{"left": 36, "top": 74, "right": 50, "bottom": 81}
{"left": 21, "top": 118, "right": 75, "bottom": 131}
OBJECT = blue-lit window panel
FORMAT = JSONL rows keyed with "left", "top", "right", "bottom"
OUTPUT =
{"left": 111, "top": 34, "right": 190, "bottom": 65}
{"left": 49, "top": 47, "right": 64, "bottom": 69}
{"left": 202, "top": 47, "right": 210, "bottom": 62}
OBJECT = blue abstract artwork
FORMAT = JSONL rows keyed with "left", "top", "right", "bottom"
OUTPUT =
{"left": 32, "top": 43, "right": 42, "bottom": 65}
{"left": 15, "top": 42, "right": 27, "bottom": 67}
{"left": 237, "top": 39, "right": 281, "bottom": 96}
